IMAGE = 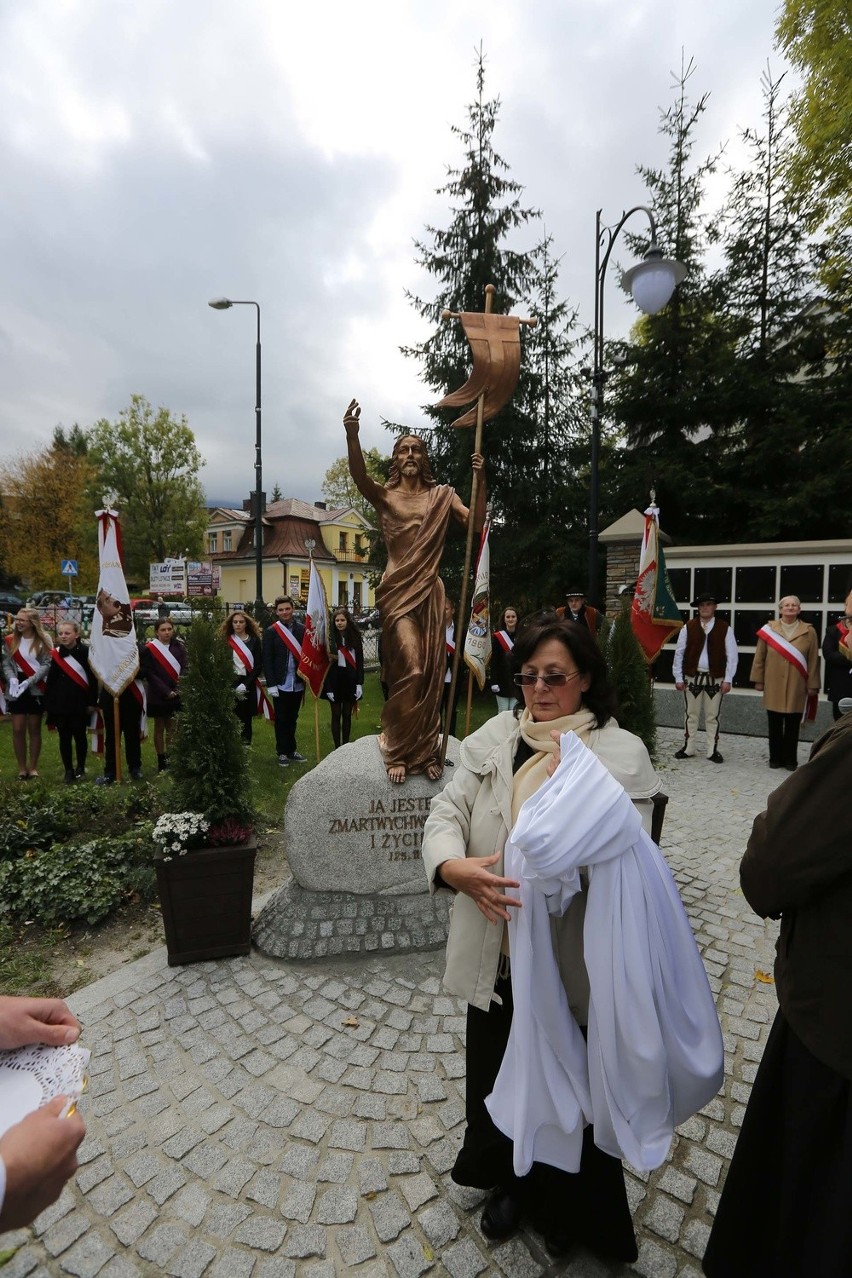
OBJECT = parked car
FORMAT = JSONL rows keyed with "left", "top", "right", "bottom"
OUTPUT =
{"left": 355, "top": 608, "right": 380, "bottom": 629}
{"left": 0, "top": 592, "right": 24, "bottom": 617}
{"left": 131, "top": 598, "right": 194, "bottom": 625}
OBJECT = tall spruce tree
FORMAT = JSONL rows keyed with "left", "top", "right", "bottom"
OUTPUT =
{"left": 607, "top": 57, "right": 735, "bottom": 544}
{"left": 400, "top": 47, "right": 543, "bottom": 606}
{"left": 711, "top": 66, "right": 824, "bottom": 540}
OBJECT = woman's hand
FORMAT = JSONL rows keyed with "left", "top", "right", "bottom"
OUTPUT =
{"left": 439, "top": 854, "right": 521, "bottom": 925}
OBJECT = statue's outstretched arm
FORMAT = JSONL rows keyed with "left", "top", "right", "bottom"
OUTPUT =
{"left": 344, "top": 398, "right": 384, "bottom": 508}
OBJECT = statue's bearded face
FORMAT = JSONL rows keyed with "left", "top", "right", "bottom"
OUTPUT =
{"left": 395, "top": 436, "right": 427, "bottom": 477}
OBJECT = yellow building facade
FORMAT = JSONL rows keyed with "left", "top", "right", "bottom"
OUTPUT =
{"left": 206, "top": 498, "right": 376, "bottom": 611}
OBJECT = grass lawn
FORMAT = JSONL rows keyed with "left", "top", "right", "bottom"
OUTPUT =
{"left": 0, "top": 671, "right": 502, "bottom": 994}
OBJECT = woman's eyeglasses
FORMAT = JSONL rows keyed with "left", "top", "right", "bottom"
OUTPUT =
{"left": 514, "top": 671, "right": 581, "bottom": 688}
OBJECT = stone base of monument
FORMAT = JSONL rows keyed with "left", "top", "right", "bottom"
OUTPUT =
{"left": 253, "top": 733, "right": 461, "bottom": 961}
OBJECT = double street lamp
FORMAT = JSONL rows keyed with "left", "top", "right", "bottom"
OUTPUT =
{"left": 589, "top": 207, "right": 686, "bottom": 598}
{"left": 208, "top": 297, "right": 264, "bottom": 616}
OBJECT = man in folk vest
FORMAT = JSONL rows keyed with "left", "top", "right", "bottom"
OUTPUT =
{"left": 262, "top": 595, "right": 307, "bottom": 767}
{"left": 557, "top": 589, "right": 602, "bottom": 635}
{"left": 673, "top": 592, "right": 739, "bottom": 763}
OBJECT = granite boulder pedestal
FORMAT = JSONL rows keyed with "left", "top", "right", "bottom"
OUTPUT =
{"left": 253, "top": 734, "right": 460, "bottom": 960}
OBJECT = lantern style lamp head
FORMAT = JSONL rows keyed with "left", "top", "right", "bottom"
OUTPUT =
{"left": 621, "top": 246, "right": 687, "bottom": 316}
{"left": 207, "top": 297, "right": 233, "bottom": 311}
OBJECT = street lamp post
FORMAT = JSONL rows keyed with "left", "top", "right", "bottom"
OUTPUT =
{"left": 589, "top": 208, "right": 686, "bottom": 600}
{"left": 208, "top": 298, "right": 264, "bottom": 617}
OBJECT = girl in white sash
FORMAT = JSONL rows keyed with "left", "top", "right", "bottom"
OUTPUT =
{"left": 219, "top": 610, "right": 263, "bottom": 744}
{"left": 422, "top": 618, "right": 722, "bottom": 1262}
{"left": 1, "top": 609, "right": 52, "bottom": 780}
{"left": 45, "top": 620, "right": 95, "bottom": 782}
{"left": 142, "top": 618, "right": 187, "bottom": 771}
{"left": 750, "top": 595, "right": 820, "bottom": 771}
{"left": 490, "top": 606, "right": 519, "bottom": 714}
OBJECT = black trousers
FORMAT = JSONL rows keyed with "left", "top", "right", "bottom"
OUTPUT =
{"left": 234, "top": 695, "right": 254, "bottom": 743}
{"left": 99, "top": 690, "right": 142, "bottom": 776}
{"left": 767, "top": 710, "right": 801, "bottom": 767}
{"left": 452, "top": 972, "right": 637, "bottom": 1262}
{"left": 53, "top": 712, "right": 88, "bottom": 772}
{"left": 273, "top": 690, "right": 303, "bottom": 757}
{"left": 329, "top": 699, "right": 354, "bottom": 748}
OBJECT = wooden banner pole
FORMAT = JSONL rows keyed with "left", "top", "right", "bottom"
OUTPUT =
{"left": 112, "top": 695, "right": 122, "bottom": 782}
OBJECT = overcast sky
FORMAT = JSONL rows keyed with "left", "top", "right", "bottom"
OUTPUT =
{"left": 0, "top": 0, "right": 787, "bottom": 506}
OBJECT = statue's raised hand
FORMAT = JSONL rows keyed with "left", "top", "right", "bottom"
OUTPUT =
{"left": 344, "top": 398, "right": 361, "bottom": 439}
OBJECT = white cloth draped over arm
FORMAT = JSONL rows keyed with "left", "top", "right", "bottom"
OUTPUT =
{"left": 486, "top": 731, "right": 723, "bottom": 1177}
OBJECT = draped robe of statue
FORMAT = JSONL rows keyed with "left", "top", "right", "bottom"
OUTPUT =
{"left": 376, "top": 484, "right": 457, "bottom": 776}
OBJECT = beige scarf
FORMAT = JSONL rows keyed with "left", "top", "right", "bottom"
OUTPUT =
{"left": 512, "top": 707, "right": 598, "bottom": 824}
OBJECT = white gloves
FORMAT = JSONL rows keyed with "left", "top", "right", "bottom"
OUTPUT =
{"left": 267, "top": 686, "right": 279, "bottom": 698}
{"left": 7, "top": 677, "right": 20, "bottom": 700}
{"left": 235, "top": 683, "right": 247, "bottom": 699}
{"left": 327, "top": 691, "right": 335, "bottom": 702}
{"left": 491, "top": 684, "right": 500, "bottom": 693}
{"left": 355, "top": 685, "right": 363, "bottom": 701}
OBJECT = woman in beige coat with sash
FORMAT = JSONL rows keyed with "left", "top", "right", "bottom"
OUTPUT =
{"left": 750, "top": 596, "right": 820, "bottom": 771}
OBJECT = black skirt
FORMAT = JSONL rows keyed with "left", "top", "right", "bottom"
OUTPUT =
{"left": 703, "top": 1009, "right": 852, "bottom": 1277}
{"left": 6, "top": 688, "right": 44, "bottom": 716}
{"left": 453, "top": 970, "right": 637, "bottom": 1263}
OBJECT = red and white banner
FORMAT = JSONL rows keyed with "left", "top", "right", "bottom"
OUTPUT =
{"left": 297, "top": 559, "right": 331, "bottom": 698}
{"left": 89, "top": 508, "right": 140, "bottom": 696}
{"left": 464, "top": 516, "right": 491, "bottom": 691}
{"left": 630, "top": 506, "right": 683, "bottom": 663}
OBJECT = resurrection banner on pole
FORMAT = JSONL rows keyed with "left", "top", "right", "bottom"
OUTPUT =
{"left": 463, "top": 515, "right": 491, "bottom": 691}
{"left": 89, "top": 507, "right": 140, "bottom": 696}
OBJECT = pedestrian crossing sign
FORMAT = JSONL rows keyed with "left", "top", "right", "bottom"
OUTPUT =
{"left": 61, "top": 559, "right": 79, "bottom": 576}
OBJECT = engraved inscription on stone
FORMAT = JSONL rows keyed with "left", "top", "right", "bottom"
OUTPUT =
{"left": 327, "top": 797, "right": 430, "bottom": 860}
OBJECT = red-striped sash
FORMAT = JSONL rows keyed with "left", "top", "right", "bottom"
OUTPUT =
{"left": 339, "top": 645, "right": 357, "bottom": 671}
{"left": 494, "top": 630, "right": 515, "bottom": 653}
{"left": 228, "top": 634, "right": 255, "bottom": 673}
{"left": 274, "top": 621, "right": 303, "bottom": 663}
{"left": 146, "top": 639, "right": 181, "bottom": 685}
{"left": 756, "top": 625, "right": 807, "bottom": 679}
{"left": 51, "top": 648, "right": 90, "bottom": 691}
{"left": 256, "top": 684, "right": 276, "bottom": 721}
{"left": 8, "top": 640, "right": 47, "bottom": 692}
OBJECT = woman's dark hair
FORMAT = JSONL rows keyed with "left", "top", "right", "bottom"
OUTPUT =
{"left": 331, "top": 608, "right": 363, "bottom": 654}
{"left": 512, "top": 618, "right": 618, "bottom": 728}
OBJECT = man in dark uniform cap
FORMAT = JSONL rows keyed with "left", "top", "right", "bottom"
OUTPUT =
{"left": 557, "top": 589, "right": 603, "bottom": 634}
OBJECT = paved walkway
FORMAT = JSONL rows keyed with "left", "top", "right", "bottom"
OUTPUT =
{"left": 2, "top": 726, "right": 792, "bottom": 1278}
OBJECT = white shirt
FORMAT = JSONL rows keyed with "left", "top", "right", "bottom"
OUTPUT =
{"left": 673, "top": 617, "right": 738, "bottom": 685}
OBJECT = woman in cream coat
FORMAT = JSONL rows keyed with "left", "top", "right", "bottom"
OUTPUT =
{"left": 750, "top": 596, "right": 820, "bottom": 770}
{"left": 422, "top": 618, "right": 661, "bottom": 1261}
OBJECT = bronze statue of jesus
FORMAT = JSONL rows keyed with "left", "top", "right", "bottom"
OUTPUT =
{"left": 344, "top": 398, "right": 485, "bottom": 784}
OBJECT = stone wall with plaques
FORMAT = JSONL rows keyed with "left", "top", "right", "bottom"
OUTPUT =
{"left": 253, "top": 735, "right": 460, "bottom": 960}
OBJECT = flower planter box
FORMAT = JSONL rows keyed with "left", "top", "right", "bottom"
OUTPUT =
{"left": 155, "top": 838, "right": 257, "bottom": 966}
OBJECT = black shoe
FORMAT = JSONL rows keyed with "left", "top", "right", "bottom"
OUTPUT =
{"left": 674, "top": 748, "right": 692, "bottom": 760}
{"left": 288, "top": 751, "right": 308, "bottom": 763}
{"left": 769, "top": 761, "right": 783, "bottom": 769}
{"left": 63, "top": 768, "right": 76, "bottom": 784}
{"left": 130, "top": 768, "right": 143, "bottom": 781}
{"left": 481, "top": 1187, "right": 521, "bottom": 1241}
{"left": 74, "top": 768, "right": 85, "bottom": 780}
{"left": 785, "top": 762, "right": 798, "bottom": 772}
{"left": 95, "top": 775, "right": 115, "bottom": 786}
{"left": 708, "top": 751, "right": 724, "bottom": 763}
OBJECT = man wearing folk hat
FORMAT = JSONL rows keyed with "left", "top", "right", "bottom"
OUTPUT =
{"left": 672, "top": 592, "right": 738, "bottom": 762}
{"left": 557, "top": 589, "right": 602, "bottom": 634}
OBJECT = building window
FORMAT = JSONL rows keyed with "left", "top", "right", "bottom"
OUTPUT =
{"left": 338, "top": 532, "right": 348, "bottom": 553}
{"left": 780, "top": 564, "right": 823, "bottom": 602}
{"left": 666, "top": 568, "right": 691, "bottom": 602}
{"left": 223, "top": 532, "right": 232, "bottom": 552}
{"left": 208, "top": 533, "right": 218, "bottom": 554}
{"left": 693, "top": 567, "right": 733, "bottom": 602}
{"left": 735, "top": 566, "right": 776, "bottom": 603}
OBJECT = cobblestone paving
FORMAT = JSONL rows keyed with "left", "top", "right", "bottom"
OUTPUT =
{"left": 2, "top": 726, "right": 794, "bottom": 1277}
